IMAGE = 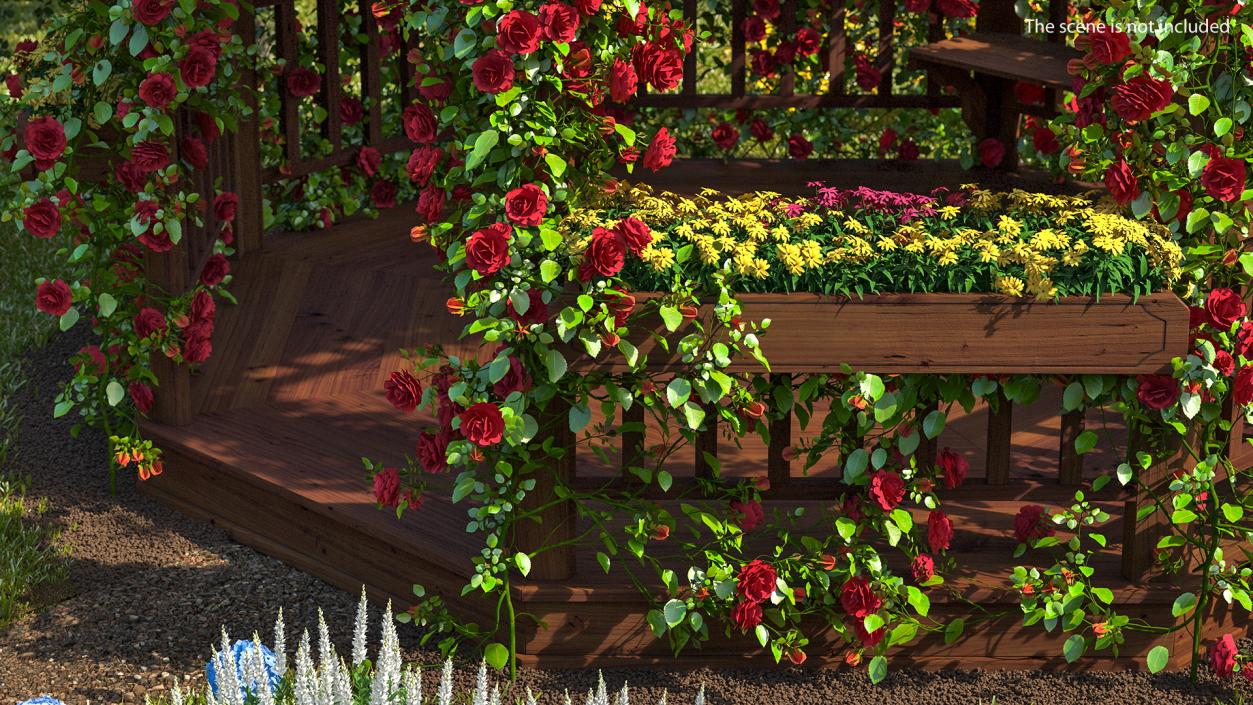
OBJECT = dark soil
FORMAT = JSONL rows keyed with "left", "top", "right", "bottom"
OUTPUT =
{"left": 0, "top": 330, "right": 1249, "bottom": 705}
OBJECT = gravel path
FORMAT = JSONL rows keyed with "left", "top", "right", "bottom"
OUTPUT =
{"left": 0, "top": 331, "right": 1249, "bottom": 705}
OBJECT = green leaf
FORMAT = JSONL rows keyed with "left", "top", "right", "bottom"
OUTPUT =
{"left": 863, "top": 614, "right": 884, "bottom": 633}
{"left": 1187, "top": 150, "right": 1209, "bottom": 178}
{"left": 568, "top": 403, "right": 591, "bottom": 433}
{"left": 682, "top": 402, "right": 705, "bottom": 431}
{"left": 923, "top": 409, "right": 946, "bottom": 439}
{"left": 666, "top": 378, "right": 691, "bottom": 408}
{"left": 906, "top": 586, "right": 930, "bottom": 617}
{"left": 659, "top": 305, "right": 682, "bottom": 332}
{"left": 93, "top": 59, "right": 112, "bottom": 86}
{"left": 106, "top": 381, "right": 126, "bottom": 407}
{"left": 1075, "top": 430, "right": 1098, "bottom": 455}
{"left": 58, "top": 307, "right": 79, "bottom": 332}
{"left": 1116, "top": 463, "right": 1133, "bottom": 486}
{"left": 1063, "top": 634, "right": 1086, "bottom": 663}
{"left": 98, "top": 293, "right": 117, "bottom": 318}
{"left": 539, "top": 259, "right": 561, "bottom": 283}
{"left": 891, "top": 508, "right": 913, "bottom": 533}
{"left": 662, "top": 599, "right": 687, "bottom": 627}
{"left": 843, "top": 448, "right": 868, "bottom": 484}
{"left": 451, "top": 474, "right": 476, "bottom": 503}
{"left": 1215, "top": 117, "right": 1233, "bottom": 138}
{"left": 868, "top": 655, "right": 888, "bottom": 684}
{"left": 1062, "top": 382, "right": 1084, "bottom": 411}
{"left": 1188, "top": 94, "right": 1211, "bottom": 115}
{"left": 514, "top": 552, "right": 531, "bottom": 577}
{"left": 1146, "top": 645, "right": 1169, "bottom": 673}
{"left": 1171, "top": 592, "right": 1197, "bottom": 618}
{"left": 545, "top": 349, "right": 567, "bottom": 382}
{"left": 944, "top": 618, "right": 965, "bottom": 644}
{"left": 483, "top": 642, "right": 509, "bottom": 670}
{"left": 544, "top": 153, "right": 567, "bottom": 178}
{"left": 1092, "top": 587, "right": 1114, "bottom": 604}
{"left": 93, "top": 101, "right": 113, "bottom": 125}
{"left": 128, "top": 24, "right": 148, "bottom": 56}
{"left": 465, "top": 129, "right": 499, "bottom": 171}
{"left": 1223, "top": 504, "right": 1244, "bottom": 523}
{"left": 109, "top": 19, "right": 129, "bottom": 46}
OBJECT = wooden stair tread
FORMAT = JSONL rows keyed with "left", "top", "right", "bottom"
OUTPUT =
{"left": 910, "top": 33, "right": 1079, "bottom": 90}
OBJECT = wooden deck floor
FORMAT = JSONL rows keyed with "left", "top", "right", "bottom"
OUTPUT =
{"left": 140, "top": 165, "right": 1233, "bottom": 669}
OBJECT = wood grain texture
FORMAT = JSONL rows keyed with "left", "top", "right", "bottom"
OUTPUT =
{"left": 910, "top": 33, "right": 1079, "bottom": 90}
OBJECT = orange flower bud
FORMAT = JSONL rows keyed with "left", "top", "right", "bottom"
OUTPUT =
{"left": 602, "top": 332, "right": 621, "bottom": 346}
{"left": 844, "top": 649, "right": 862, "bottom": 667}
{"left": 819, "top": 553, "right": 837, "bottom": 571}
{"left": 651, "top": 524, "right": 670, "bottom": 541}
{"left": 446, "top": 298, "right": 466, "bottom": 316}
{"left": 742, "top": 400, "right": 767, "bottom": 419}
{"left": 788, "top": 649, "right": 807, "bottom": 665}
{"left": 410, "top": 225, "right": 429, "bottom": 243}
{"left": 680, "top": 305, "right": 698, "bottom": 320}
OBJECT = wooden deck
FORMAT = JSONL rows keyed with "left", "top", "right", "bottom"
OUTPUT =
{"left": 140, "top": 167, "right": 1236, "bottom": 669}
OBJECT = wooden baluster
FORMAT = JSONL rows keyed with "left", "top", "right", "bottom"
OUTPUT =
{"left": 514, "top": 400, "right": 577, "bottom": 580}
{"left": 767, "top": 374, "right": 792, "bottom": 489}
{"left": 695, "top": 403, "right": 718, "bottom": 480}
{"left": 315, "top": 0, "right": 343, "bottom": 151}
{"left": 731, "top": 0, "right": 746, "bottom": 97}
{"left": 779, "top": 0, "right": 795, "bottom": 96}
{"left": 1058, "top": 409, "right": 1084, "bottom": 485}
{"left": 917, "top": 400, "right": 938, "bottom": 471}
{"left": 360, "top": 0, "right": 384, "bottom": 147}
{"left": 145, "top": 157, "right": 192, "bottom": 426}
{"left": 398, "top": 33, "right": 420, "bottom": 106}
{"left": 985, "top": 392, "right": 1012, "bottom": 485}
{"left": 924, "top": 4, "right": 942, "bottom": 98}
{"left": 826, "top": 0, "right": 846, "bottom": 95}
{"left": 233, "top": 6, "right": 264, "bottom": 256}
{"left": 875, "top": 0, "right": 894, "bottom": 96}
{"left": 682, "top": 0, "right": 697, "bottom": 96}
{"left": 1121, "top": 425, "right": 1183, "bottom": 582}
{"left": 621, "top": 404, "right": 645, "bottom": 476}
{"left": 276, "top": 0, "right": 301, "bottom": 166}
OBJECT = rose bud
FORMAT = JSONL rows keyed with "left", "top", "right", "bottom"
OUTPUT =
{"left": 602, "top": 331, "right": 620, "bottom": 346}
{"left": 742, "top": 400, "right": 767, "bottom": 419}
{"left": 680, "top": 305, "right": 698, "bottom": 320}
{"left": 651, "top": 524, "right": 670, "bottom": 541}
{"left": 446, "top": 297, "right": 466, "bottom": 316}
{"left": 410, "top": 225, "right": 428, "bottom": 243}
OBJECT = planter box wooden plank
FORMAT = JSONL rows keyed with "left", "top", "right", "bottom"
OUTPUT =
{"left": 591, "top": 292, "right": 1188, "bottom": 375}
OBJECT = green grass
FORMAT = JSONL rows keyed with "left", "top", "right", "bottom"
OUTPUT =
{"left": 0, "top": 221, "right": 69, "bottom": 627}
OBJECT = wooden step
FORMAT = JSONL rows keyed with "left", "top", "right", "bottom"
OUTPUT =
{"left": 909, "top": 33, "right": 1079, "bottom": 90}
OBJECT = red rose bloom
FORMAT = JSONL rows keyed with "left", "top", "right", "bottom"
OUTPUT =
{"left": 934, "top": 0, "right": 976, "bottom": 17}
{"left": 406, "top": 145, "right": 443, "bottom": 185}
{"left": 750, "top": 118, "right": 773, "bottom": 142}
{"left": 6, "top": 74, "right": 23, "bottom": 99}
{"left": 635, "top": 42, "right": 683, "bottom": 91}
{"left": 504, "top": 184, "right": 548, "bottom": 226}
{"left": 133, "top": 307, "right": 167, "bottom": 338}
{"left": 1212, "top": 633, "right": 1238, "bottom": 678}
{"left": 608, "top": 58, "right": 638, "bottom": 103}
{"left": 1136, "top": 374, "right": 1180, "bottom": 410}
{"left": 1033, "top": 127, "right": 1060, "bottom": 155}
{"left": 460, "top": 402, "right": 505, "bottom": 446}
{"left": 416, "top": 185, "right": 447, "bottom": 223}
{"left": 384, "top": 370, "right": 423, "bottom": 412}
{"left": 199, "top": 254, "right": 230, "bottom": 287}
{"left": 927, "top": 509, "right": 953, "bottom": 553}
{"left": 787, "top": 133, "right": 813, "bottom": 159}
{"left": 853, "top": 620, "right": 885, "bottom": 647}
{"left": 1111, "top": 76, "right": 1173, "bottom": 123}
{"left": 580, "top": 227, "right": 627, "bottom": 280}
{"left": 190, "top": 290, "right": 216, "bottom": 323}
{"left": 23, "top": 116, "right": 67, "bottom": 169}
{"left": 854, "top": 55, "right": 881, "bottom": 91}
{"left": 1078, "top": 24, "right": 1131, "bottom": 67}
{"left": 36, "top": 279, "right": 73, "bottom": 316}
{"left": 839, "top": 576, "right": 881, "bottom": 618}
{"left": 753, "top": 0, "right": 780, "bottom": 19}
{"left": 403, "top": 102, "right": 437, "bottom": 144}
{"left": 180, "top": 46, "right": 218, "bottom": 88}
{"left": 539, "top": 3, "right": 580, "bottom": 42}
{"left": 180, "top": 136, "right": 208, "bottom": 169}
{"left": 372, "top": 467, "right": 402, "bottom": 508}
{"left": 643, "top": 127, "right": 676, "bottom": 171}
{"left": 730, "top": 498, "right": 764, "bottom": 531}
{"left": 357, "top": 146, "right": 382, "bottom": 176}
{"left": 731, "top": 599, "right": 763, "bottom": 631}
{"left": 139, "top": 73, "right": 177, "bottom": 110}
{"left": 129, "top": 381, "right": 155, "bottom": 415}
{"left": 1104, "top": 160, "right": 1140, "bottom": 205}
{"left": 612, "top": 217, "right": 652, "bottom": 254}
{"left": 23, "top": 198, "right": 61, "bottom": 239}
{"left": 1012, "top": 504, "right": 1054, "bottom": 544}
{"left": 898, "top": 139, "right": 920, "bottom": 161}
{"left": 796, "top": 27, "right": 821, "bottom": 55}
{"left": 496, "top": 10, "right": 542, "bottom": 54}
{"left": 139, "top": 228, "right": 175, "bottom": 253}
{"left": 132, "top": 141, "right": 171, "bottom": 174}
{"left": 743, "top": 16, "right": 766, "bottom": 42}
{"left": 340, "top": 96, "right": 364, "bottom": 124}
{"left": 736, "top": 559, "right": 778, "bottom": 602}
{"left": 115, "top": 161, "right": 146, "bottom": 193}
{"left": 492, "top": 355, "right": 533, "bottom": 398}
{"left": 472, "top": 50, "right": 515, "bottom": 94}
{"left": 609, "top": 288, "right": 635, "bottom": 327}
{"left": 1201, "top": 156, "right": 1247, "bottom": 203}
{"left": 1206, "top": 288, "right": 1247, "bottom": 329}
{"left": 183, "top": 334, "right": 213, "bottom": 363}
{"left": 1235, "top": 366, "right": 1253, "bottom": 407}
{"left": 938, "top": 447, "right": 968, "bottom": 489}
{"left": 370, "top": 180, "right": 397, "bottom": 209}
{"left": 1215, "top": 350, "right": 1236, "bottom": 376}
{"left": 132, "top": 0, "right": 174, "bottom": 24}
{"left": 978, "top": 137, "right": 1006, "bottom": 168}
{"left": 214, "top": 192, "right": 239, "bottom": 222}
{"left": 416, "top": 430, "right": 451, "bottom": 473}
{"left": 711, "top": 122, "right": 739, "bottom": 150}
{"left": 912, "top": 553, "right": 935, "bottom": 583}
{"left": 868, "top": 470, "right": 905, "bottom": 511}
{"left": 465, "top": 222, "right": 513, "bottom": 274}
{"left": 286, "top": 67, "right": 321, "bottom": 97}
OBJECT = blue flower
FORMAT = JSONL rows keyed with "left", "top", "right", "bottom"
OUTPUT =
{"left": 206, "top": 640, "right": 280, "bottom": 700}
{"left": 18, "top": 698, "right": 66, "bottom": 705}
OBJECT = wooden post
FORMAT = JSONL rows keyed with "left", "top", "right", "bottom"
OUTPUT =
{"left": 620, "top": 404, "right": 645, "bottom": 474}
{"left": 767, "top": 374, "right": 792, "bottom": 488}
{"left": 275, "top": 0, "right": 301, "bottom": 166}
{"left": 230, "top": 7, "right": 263, "bottom": 255}
{"left": 1121, "top": 426, "right": 1182, "bottom": 582}
{"left": 730, "top": 0, "right": 746, "bottom": 97}
{"left": 695, "top": 403, "right": 718, "bottom": 479}
{"left": 826, "top": 0, "right": 846, "bottom": 95}
{"left": 145, "top": 244, "right": 192, "bottom": 426}
{"left": 514, "top": 401, "right": 577, "bottom": 581}
{"left": 972, "top": 3, "right": 1024, "bottom": 171}
{"left": 985, "top": 392, "right": 1012, "bottom": 484}
{"left": 1058, "top": 409, "right": 1084, "bottom": 485}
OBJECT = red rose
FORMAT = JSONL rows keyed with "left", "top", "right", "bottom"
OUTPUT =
{"left": 1201, "top": 156, "right": 1247, "bottom": 203}
{"left": 188, "top": 30, "right": 225, "bottom": 59}
{"left": 384, "top": 370, "right": 423, "bottom": 412}
{"left": 731, "top": 599, "right": 763, "bottom": 630}
{"left": 416, "top": 430, "right": 452, "bottom": 473}
{"left": 787, "top": 133, "right": 813, "bottom": 159}
{"left": 357, "top": 146, "right": 382, "bottom": 176}
{"left": 214, "top": 192, "right": 239, "bottom": 222}
{"left": 514, "top": 289, "right": 551, "bottom": 327}
{"left": 180, "top": 46, "right": 218, "bottom": 88}
{"left": 927, "top": 509, "right": 953, "bottom": 553}
{"left": 138, "top": 72, "right": 177, "bottom": 111}
{"left": 1212, "top": 633, "right": 1238, "bottom": 678}
{"left": 416, "top": 185, "right": 447, "bottom": 223}
{"left": 642, "top": 127, "right": 676, "bottom": 171}
{"left": 286, "top": 67, "right": 321, "bottom": 97}
{"left": 854, "top": 55, "right": 881, "bottom": 91}
{"left": 898, "top": 139, "right": 920, "bottom": 161}
{"left": 406, "top": 145, "right": 443, "bottom": 185}
{"left": 22, "top": 198, "right": 61, "bottom": 239}
{"left": 750, "top": 118, "right": 773, "bottom": 142}
{"left": 1235, "top": 366, "right": 1253, "bottom": 407}
{"left": 140, "top": 228, "right": 175, "bottom": 253}
{"left": 1012, "top": 504, "right": 1054, "bottom": 544}
{"left": 340, "top": 96, "right": 364, "bottom": 124}
{"left": 743, "top": 16, "right": 766, "bottom": 42}
{"left": 608, "top": 58, "right": 638, "bottom": 103}
{"left": 492, "top": 355, "right": 532, "bottom": 398}
{"left": 868, "top": 470, "right": 905, "bottom": 511}
{"left": 839, "top": 576, "right": 881, "bottom": 618}
{"left": 403, "top": 102, "right": 437, "bottom": 144}
{"left": 635, "top": 42, "right": 683, "bottom": 91}
{"left": 183, "top": 334, "right": 213, "bottom": 363}
{"left": 1111, "top": 76, "right": 1173, "bottom": 123}
{"left": 1215, "top": 350, "right": 1236, "bottom": 376}
{"left": 372, "top": 467, "right": 402, "bottom": 508}
{"left": 911, "top": 553, "right": 935, "bottom": 583}
{"left": 853, "top": 620, "right": 885, "bottom": 647}
{"left": 116, "top": 161, "right": 146, "bottom": 192}
{"left": 1033, "top": 127, "right": 1060, "bottom": 155}
{"left": 180, "top": 135, "right": 208, "bottom": 169}
{"left": 978, "top": 137, "right": 1006, "bottom": 168}
{"left": 711, "top": 122, "right": 739, "bottom": 151}
{"left": 575, "top": 0, "right": 601, "bottom": 14}
{"left": 1104, "top": 159, "right": 1140, "bottom": 205}
{"left": 796, "top": 27, "right": 821, "bottom": 55}
{"left": 609, "top": 288, "right": 635, "bottom": 327}
{"left": 460, "top": 402, "right": 505, "bottom": 446}
{"left": 199, "top": 253, "right": 230, "bottom": 287}
{"left": 504, "top": 184, "right": 548, "bottom": 226}
{"left": 1206, "top": 288, "right": 1247, "bottom": 329}
{"left": 938, "top": 448, "right": 968, "bottom": 489}
{"left": 472, "top": 50, "right": 515, "bottom": 94}
{"left": 129, "top": 382, "right": 155, "bottom": 414}
{"left": 465, "top": 222, "right": 513, "bottom": 274}
{"left": 370, "top": 180, "right": 397, "bottom": 209}
{"left": 580, "top": 227, "right": 626, "bottom": 280}
{"left": 77, "top": 345, "right": 106, "bottom": 375}
{"left": 1136, "top": 374, "right": 1180, "bottom": 410}
{"left": 539, "top": 3, "right": 580, "bottom": 42}
{"left": 5, "top": 74, "right": 23, "bottom": 99}
{"left": 36, "top": 279, "right": 72, "bottom": 316}
{"left": 134, "top": 307, "right": 167, "bottom": 338}
{"left": 132, "top": 0, "right": 174, "bottom": 24}
{"left": 935, "top": 0, "right": 976, "bottom": 17}
{"left": 190, "top": 290, "right": 215, "bottom": 323}
{"left": 23, "top": 116, "right": 67, "bottom": 169}
{"left": 1015, "top": 81, "right": 1045, "bottom": 106}
{"left": 730, "top": 498, "right": 764, "bottom": 531}
{"left": 132, "top": 141, "right": 171, "bottom": 174}
{"left": 736, "top": 559, "right": 777, "bottom": 602}
{"left": 611, "top": 217, "right": 651, "bottom": 254}
{"left": 753, "top": 0, "right": 780, "bottom": 19}
{"left": 1078, "top": 24, "right": 1131, "bottom": 67}
{"left": 496, "top": 10, "right": 541, "bottom": 54}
